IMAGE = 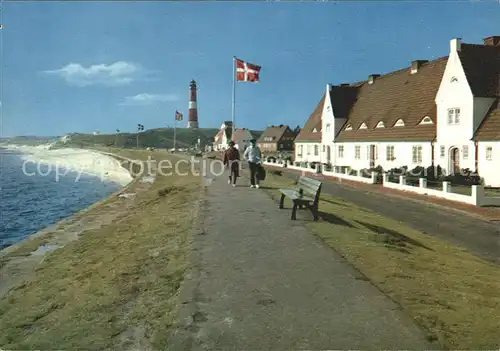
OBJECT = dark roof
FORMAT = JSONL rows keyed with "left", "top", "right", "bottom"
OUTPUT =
{"left": 257, "top": 125, "right": 290, "bottom": 143}
{"left": 464, "top": 42, "right": 500, "bottom": 140}
{"left": 474, "top": 98, "right": 500, "bottom": 141}
{"left": 335, "top": 57, "right": 448, "bottom": 142}
{"left": 295, "top": 95, "right": 324, "bottom": 142}
{"left": 329, "top": 85, "right": 361, "bottom": 119}
{"left": 459, "top": 43, "right": 500, "bottom": 98}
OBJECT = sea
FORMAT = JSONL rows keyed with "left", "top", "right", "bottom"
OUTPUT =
{"left": 0, "top": 147, "right": 126, "bottom": 250}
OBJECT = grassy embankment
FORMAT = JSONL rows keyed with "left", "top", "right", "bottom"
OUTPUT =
{"left": 261, "top": 169, "right": 500, "bottom": 349}
{"left": 0, "top": 149, "right": 202, "bottom": 349}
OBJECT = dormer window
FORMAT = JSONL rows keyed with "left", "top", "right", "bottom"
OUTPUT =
{"left": 345, "top": 124, "right": 353, "bottom": 131}
{"left": 359, "top": 122, "right": 367, "bottom": 129}
{"left": 394, "top": 119, "right": 405, "bottom": 127}
{"left": 376, "top": 121, "right": 385, "bottom": 128}
{"left": 312, "top": 128, "right": 318, "bottom": 132}
{"left": 419, "top": 116, "right": 433, "bottom": 125}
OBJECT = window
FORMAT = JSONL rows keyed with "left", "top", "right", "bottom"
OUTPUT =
{"left": 366, "top": 145, "right": 378, "bottom": 160}
{"left": 394, "top": 119, "right": 405, "bottom": 127}
{"left": 338, "top": 145, "right": 344, "bottom": 158}
{"left": 462, "top": 145, "right": 469, "bottom": 159}
{"left": 279, "top": 143, "right": 283, "bottom": 149}
{"left": 412, "top": 145, "right": 423, "bottom": 164}
{"left": 345, "top": 124, "right": 353, "bottom": 131}
{"left": 307, "top": 145, "right": 311, "bottom": 155}
{"left": 314, "top": 145, "right": 319, "bottom": 156}
{"left": 486, "top": 146, "right": 493, "bottom": 161}
{"left": 355, "top": 145, "right": 361, "bottom": 159}
{"left": 447, "top": 108, "right": 460, "bottom": 125}
{"left": 440, "top": 145, "right": 445, "bottom": 158}
{"left": 326, "top": 123, "right": 331, "bottom": 133}
{"left": 386, "top": 145, "right": 395, "bottom": 161}
{"left": 376, "top": 121, "right": 385, "bottom": 128}
{"left": 322, "top": 145, "right": 325, "bottom": 152}
{"left": 359, "top": 122, "right": 367, "bottom": 129}
{"left": 298, "top": 145, "right": 303, "bottom": 156}
{"left": 420, "top": 116, "right": 433, "bottom": 125}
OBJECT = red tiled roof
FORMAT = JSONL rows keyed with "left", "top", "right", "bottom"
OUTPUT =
{"left": 257, "top": 125, "right": 295, "bottom": 143}
{"left": 335, "top": 57, "right": 448, "bottom": 142}
{"left": 231, "top": 128, "right": 252, "bottom": 142}
{"left": 474, "top": 98, "right": 500, "bottom": 141}
{"left": 295, "top": 95, "right": 324, "bottom": 142}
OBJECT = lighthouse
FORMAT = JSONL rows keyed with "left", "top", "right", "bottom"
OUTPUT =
{"left": 187, "top": 80, "right": 199, "bottom": 129}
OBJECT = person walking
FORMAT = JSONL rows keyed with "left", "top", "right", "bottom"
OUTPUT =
{"left": 244, "top": 138, "right": 262, "bottom": 188}
{"left": 223, "top": 141, "right": 240, "bottom": 187}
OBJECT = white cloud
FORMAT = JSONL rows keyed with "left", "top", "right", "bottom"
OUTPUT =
{"left": 42, "top": 61, "right": 152, "bottom": 87}
{"left": 119, "top": 93, "right": 179, "bottom": 106}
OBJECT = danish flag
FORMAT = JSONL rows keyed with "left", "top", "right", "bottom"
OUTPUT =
{"left": 236, "top": 58, "right": 261, "bottom": 83}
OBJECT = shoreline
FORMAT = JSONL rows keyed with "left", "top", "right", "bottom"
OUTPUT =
{"left": 0, "top": 149, "right": 142, "bottom": 257}
{"left": 0, "top": 149, "right": 147, "bottom": 300}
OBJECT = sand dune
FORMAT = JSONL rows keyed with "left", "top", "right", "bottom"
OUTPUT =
{"left": 4, "top": 145, "right": 133, "bottom": 186}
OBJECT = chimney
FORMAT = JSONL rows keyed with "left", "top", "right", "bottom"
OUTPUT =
{"left": 450, "top": 38, "right": 462, "bottom": 53}
{"left": 368, "top": 74, "right": 380, "bottom": 85}
{"left": 483, "top": 36, "right": 500, "bottom": 46}
{"left": 410, "top": 60, "right": 429, "bottom": 74}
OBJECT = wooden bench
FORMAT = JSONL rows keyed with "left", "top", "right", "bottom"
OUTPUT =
{"left": 279, "top": 176, "right": 322, "bottom": 220}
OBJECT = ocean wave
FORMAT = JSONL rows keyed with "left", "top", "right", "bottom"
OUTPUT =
{"left": 3, "top": 145, "right": 134, "bottom": 186}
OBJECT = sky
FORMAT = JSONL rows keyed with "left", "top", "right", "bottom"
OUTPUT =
{"left": 1, "top": 1, "right": 500, "bottom": 137}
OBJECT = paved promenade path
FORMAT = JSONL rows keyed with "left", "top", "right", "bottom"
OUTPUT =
{"left": 171, "top": 166, "right": 436, "bottom": 350}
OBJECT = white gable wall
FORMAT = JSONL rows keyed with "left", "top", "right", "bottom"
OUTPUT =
{"left": 435, "top": 39, "right": 476, "bottom": 173}
{"left": 321, "top": 85, "right": 339, "bottom": 165}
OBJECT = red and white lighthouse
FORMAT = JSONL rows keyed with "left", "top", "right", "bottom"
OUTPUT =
{"left": 187, "top": 80, "right": 199, "bottom": 129}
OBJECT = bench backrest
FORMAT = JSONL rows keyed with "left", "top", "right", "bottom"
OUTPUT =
{"left": 298, "top": 176, "right": 322, "bottom": 204}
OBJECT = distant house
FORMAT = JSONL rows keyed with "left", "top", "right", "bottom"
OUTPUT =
{"left": 213, "top": 121, "right": 233, "bottom": 151}
{"left": 231, "top": 128, "right": 254, "bottom": 151}
{"left": 294, "top": 35, "right": 500, "bottom": 186}
{"left": 257, "top": 125, "right": 298, "bottom": 153}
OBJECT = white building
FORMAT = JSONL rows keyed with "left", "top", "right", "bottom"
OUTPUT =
{"left": 213, "top": 121, "right": 233, "bottom": 151}
{"left": 294, "top": 35, "right": 500, "bottom": 186}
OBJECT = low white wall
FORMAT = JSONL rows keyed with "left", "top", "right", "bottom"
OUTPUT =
{"left": 263, "top": 161, "right": 376, "bottom": 184}
{"left": 322, "top": 169, "right": 376, "bottom": 184}
{"left": 381, "top": 174, "right": 500, "bottom": 207}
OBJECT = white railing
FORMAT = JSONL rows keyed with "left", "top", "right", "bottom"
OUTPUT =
{"left": 381, "top": 174, "right": 500, "bottom": 207}
{"left": 263, "top": 161, "right": 377, "bottom": 184}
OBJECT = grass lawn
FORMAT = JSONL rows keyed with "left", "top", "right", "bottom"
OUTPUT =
{"left": 262, "top": 169, "right": 500, "bottom": 349}
{"left": 0, "top": 150, "right": 201, "bottom": 349}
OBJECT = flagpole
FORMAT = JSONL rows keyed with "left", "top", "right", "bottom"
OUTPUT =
{"left": 231, "top": 56, "right": 236, "bottom": 139}
{"left": 173, "top": 114, "right": 177, "bottom": 153}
